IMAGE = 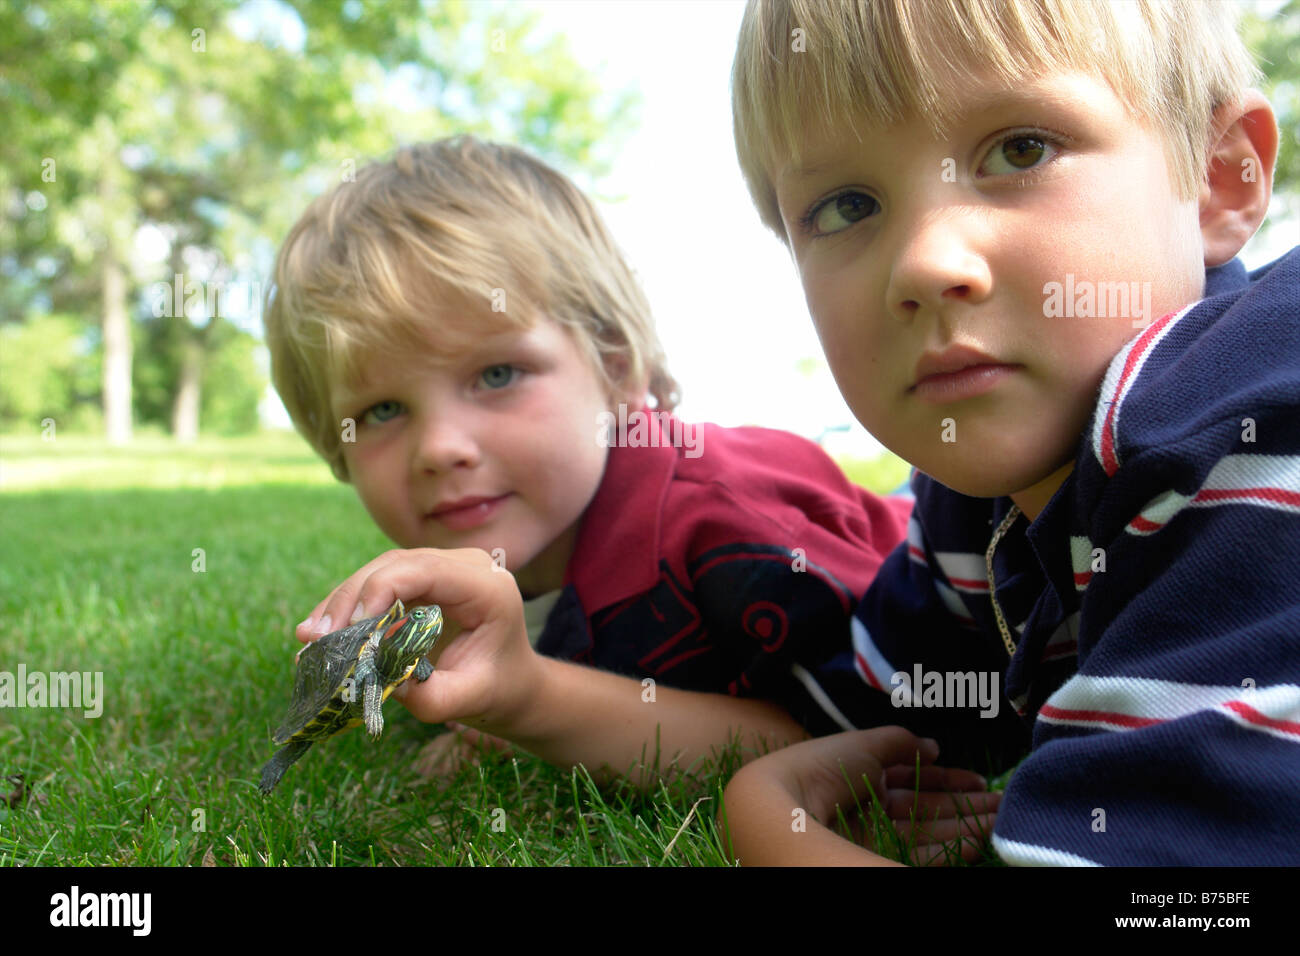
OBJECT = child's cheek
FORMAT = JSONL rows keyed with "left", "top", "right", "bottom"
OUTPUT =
{"left": 341, "top": 433, "right": 391, "bottom": 482}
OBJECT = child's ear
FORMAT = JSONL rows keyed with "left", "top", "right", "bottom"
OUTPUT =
{"left": 1199, "top": 90, "right": 1278, "bottom": 268}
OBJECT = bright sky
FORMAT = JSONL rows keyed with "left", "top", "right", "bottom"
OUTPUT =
{"left": 514, "top": 0, "right": 869, "bottom": 450}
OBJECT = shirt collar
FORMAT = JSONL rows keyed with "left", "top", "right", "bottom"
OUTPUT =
{"left": 565, "top": 407, "right": 679, "bottom": 612}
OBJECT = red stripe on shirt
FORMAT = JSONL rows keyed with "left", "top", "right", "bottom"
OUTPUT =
{"left": 1038, "top": 704, "right": 1165, "bottom": 729}
{"left": 1194, "top": 486, "right": 1300, "bottom": 508}
{"left": 855, "top": 651, "right": 885, "bottom": 691}
{"left": 1128, "top": 514, "right": 1163, "bottom": 533}
{"left": 1223, "top": 700, "right": 1300, "bottom": 738}
{"left": 1099, "top": 311, "right": 1175, "bottom": 477}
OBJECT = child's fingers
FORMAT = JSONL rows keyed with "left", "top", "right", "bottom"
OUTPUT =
{"left": 899, "top": 813, "right": 999, "bottom": 865}
{"left": 412, "top": 731, "right": 476, "bottom": 778}
{"left": 883, "top": 764, "right": 989, "bottom": 792}
{"left": 794, "top": 728, "right": 939, "bottom": 817}
{"left": 814, "top": 727, "right": 940, "bottom": 782}
{"left": 389, "top": 654, "right": 521, "bottom": 729}
{"left": 293, "top": 548, "right": 432, "bottom": 640}
{"left": 295, "top": 548, "right": 510, "bottom": 643}
{"left": 882, "top": 788, "right": 1002, "bottom": 822}
{"left": 349, "top": 548, "right": 504, "bottom": 628}
{"left": 389, "top": 667, "right": 474, "bottom": 724}
{"left": 448, "top": 721, "right": 515, "bottom": 756}
{"left": 292, "top": 549, "right": 421, "bottom": 639}
{"left": 293, "top": 551, "right": 395, "bottom": 642}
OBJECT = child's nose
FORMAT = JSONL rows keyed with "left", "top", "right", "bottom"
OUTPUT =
{"left": 886, "top": 218, "right": 993, "bottom": 321}
{"left": 412, "top": 411, "right": 481, "bottom": 472}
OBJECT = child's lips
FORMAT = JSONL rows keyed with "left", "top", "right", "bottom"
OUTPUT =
{"left": 911, "top": 364, "right": 1019, "bottom": 404}
{"left": 910, "top": 345, "right": 1019, "bottom": 404}
{"left": 426, "top": 494, "right": 511, "bottom": 531}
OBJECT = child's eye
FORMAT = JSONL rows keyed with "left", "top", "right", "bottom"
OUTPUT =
{"left": 798, "top": 191, "right": 880, "bottom": 238}
{"left": 479, "top": 364, "right": 518, "bottom": 390}
{"left": 360, "top": 400, "right": 403, "bottom": 425}
{"left": 978, "top": 131, "right": 1062, "bottom": 178}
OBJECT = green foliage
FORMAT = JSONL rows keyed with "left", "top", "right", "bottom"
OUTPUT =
{"left": 836, "top": 451, "right": 912, "bottom": 496}
{"left": 1243, "top": 0, "right": 1300, "bottom": 199}
{"left": 200, "top": 323, "right": 263, "bottom": 435}
{"left": 2, "top": 0, "right": 636, "bottom": 438}
{"left": 132, "top": 314, "right": 263, "bottom": 434}
{"left": 0, "top": 313, "right": 100, "bottom": 430}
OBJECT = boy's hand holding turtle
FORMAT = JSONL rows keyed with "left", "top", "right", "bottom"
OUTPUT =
{"left": 295, "top": 547, "right": 540, "bottom": 737}
{"left": 293, "top": 545, "right": 805, "bottom": 784}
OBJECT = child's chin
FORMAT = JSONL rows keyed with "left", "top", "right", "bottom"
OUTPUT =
{"left": 929, "top": 463, "right": 1045, "bottom": 501}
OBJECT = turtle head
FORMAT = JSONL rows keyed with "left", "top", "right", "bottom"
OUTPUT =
{"left": 376, "top": 604, "right": 443, "bottom": 675}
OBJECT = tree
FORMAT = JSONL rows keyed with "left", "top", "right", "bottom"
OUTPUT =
{"left": 1, "top": 0, "right": 637, "bottom": 440}
{"left": 1241, "top": 0, "right": 1300, "bottom": 249}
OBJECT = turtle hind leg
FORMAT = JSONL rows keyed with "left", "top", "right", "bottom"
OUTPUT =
{"left": 259, "top": 739, "right": 313, "bottom": 795}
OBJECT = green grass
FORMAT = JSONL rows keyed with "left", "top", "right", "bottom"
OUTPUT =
{"left": 0, "top": 432, "right": 988, "bottom": 867}
{"left": 0, "top": 430, "right": 339, "bottom": 491}
{"left": 836, "top": 452, "right": 912, "bottom": 496}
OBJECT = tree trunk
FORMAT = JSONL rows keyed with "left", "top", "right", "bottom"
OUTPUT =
{"left": 101, "top": 252, "right": 132, "bottom": 444}
{"left": 172, "top": 337, "right": 201, "bottom": 442}
{"left": 99, "top": 127, "right": 132, "bottom": 445}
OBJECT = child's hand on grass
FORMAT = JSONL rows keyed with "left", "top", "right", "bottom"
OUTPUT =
{"left": 721, "top": 726, "right": 1000, "bottom": 866}
{"left": 412, "top": 721, "right": 516, "bottom": 778}
{"left": 876, "top": 760, "right": 1000, "bottom": 865}
{"left": 292, "top": 548, "right": 541, "bottom": 734}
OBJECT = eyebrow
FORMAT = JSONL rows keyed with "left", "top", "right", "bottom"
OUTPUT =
{"left": 780, "top": 85, "right": 1083, "bottom": 184}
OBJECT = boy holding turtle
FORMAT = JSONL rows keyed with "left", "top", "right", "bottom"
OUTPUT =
{"left": 718, "top": 0, "right": 1300, "bottom": 865}
{"left": 265, "top": 136, "right": 995, "bottom": 842}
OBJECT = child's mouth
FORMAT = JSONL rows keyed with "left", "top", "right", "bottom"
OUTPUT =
{"left": 427, "top": 494, "right": 511, "bottom": 531}
{"left": 911, "top": 364, "right": 1019, "bottom": 404}
{"left": 911, "top": 345, "right": 1020, "bottom": 404}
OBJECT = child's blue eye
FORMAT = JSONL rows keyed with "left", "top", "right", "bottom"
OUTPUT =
{"left": 800, "top": 191, "right": 879, "bottom": 238}
{"left": 480, "top": 365, "right": 517, "bottom": 389}
{"left": 361, "top": 400, "right": 403, "bottom": 424}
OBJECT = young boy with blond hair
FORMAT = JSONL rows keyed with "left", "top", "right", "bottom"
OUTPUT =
{"left": 719, "top": 0, "right": 1299, "bottom": 865}
{"left": 264, "top": 137, "right": 993, "bottom": 830}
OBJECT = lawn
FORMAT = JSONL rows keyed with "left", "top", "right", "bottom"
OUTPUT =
{"left": 0, "top": 431, "right": 975, "bottom": 867}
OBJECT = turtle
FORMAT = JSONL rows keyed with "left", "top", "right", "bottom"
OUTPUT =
{"left": 258, "top": 598, "right": 443, "bottom": 794}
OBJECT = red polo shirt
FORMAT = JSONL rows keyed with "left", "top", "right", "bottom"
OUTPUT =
{"left": 534, "top": 411, "right": 910, "bottom": 730}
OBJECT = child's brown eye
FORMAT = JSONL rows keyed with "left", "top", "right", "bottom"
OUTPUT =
{"left": 805, "top": 191, "right": 879, "bottom": 236}
{"left": 1003, "top": 136, "right": 1046, "bottom": 169}
{"left": 977, "top": 131, "right": 1061, "bottom": 179}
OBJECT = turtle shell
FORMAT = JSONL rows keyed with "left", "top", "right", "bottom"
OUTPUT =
{"left": 271, "top": 602, "right": 403, "bottom": 745}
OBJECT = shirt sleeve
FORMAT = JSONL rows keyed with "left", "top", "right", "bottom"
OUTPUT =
{"left": 993, "top": 430, "right": 1300, "bottom": 865}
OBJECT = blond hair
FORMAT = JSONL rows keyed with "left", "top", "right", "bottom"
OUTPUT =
{"left": 733, "top": 0, "right": 1264, "bottom": 242}
{"left": 266, "top": 136, "right": 679, "bottom": 481}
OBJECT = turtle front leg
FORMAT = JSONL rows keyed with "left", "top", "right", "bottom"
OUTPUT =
{"left": 413, "top": 657, "right": 434, "bottom": 682}
{"left": 355, "top": 636, "right": 385, "bottom": 739}
{"left": 362, "top": 674, "right": 384, "bottom": 738}
{"left": 259, "top": 739, "right": 313, "bottom": 794}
